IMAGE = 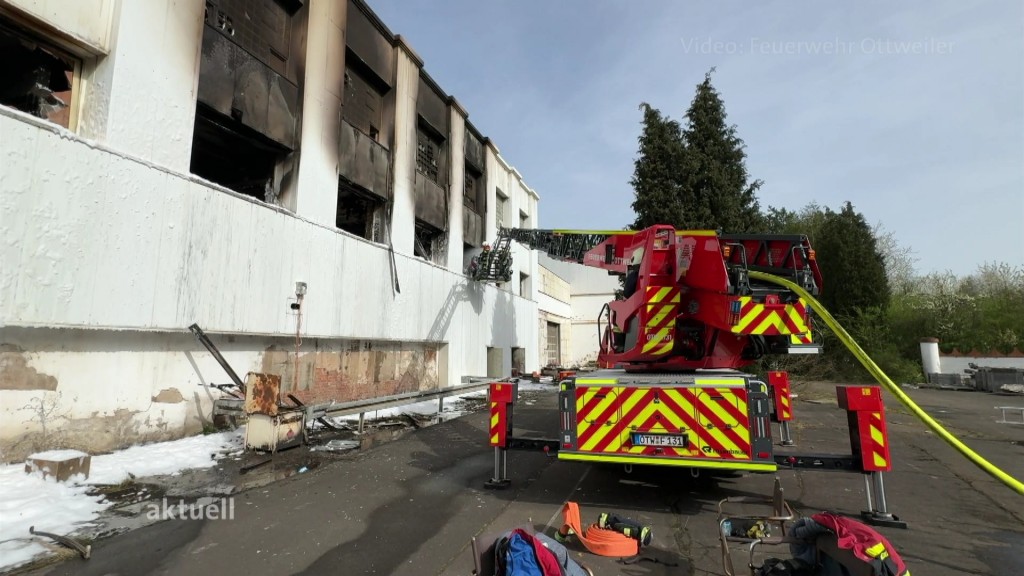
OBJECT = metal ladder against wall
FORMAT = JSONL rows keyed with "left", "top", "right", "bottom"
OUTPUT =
{"left": 469, "top": 233, "right": 513, "bottom": 282}
{"left": 469, "top": 228, "right": 618, "bottom": 283}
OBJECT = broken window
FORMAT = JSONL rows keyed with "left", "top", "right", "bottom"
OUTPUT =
{"left": 416, "top": 127, "right": 441, "bottom": 183}
{"left": 414, "top": 219, "right": 444, "bottom": 262}
{"left": 0, "top": 18, "right": 78, "bottom": 129}
{"left": 190, "top": 104, "right": 291, "bottom": 202}
{"left": 337, "top": 180, "right": 385, "bottom": 242}
{"left": 191, "top": 0, "right": 303, "bottom": 204}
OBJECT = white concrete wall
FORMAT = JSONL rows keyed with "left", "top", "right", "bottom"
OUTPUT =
{"left": 539, "top": 255, "right": 620, "bottom": 367}
{"left": 390, "top": 38, "right": 420, "bottom": 257}
{"left": 0, "top": 107, "right": 540, "bottom": 458}
{"left": 537, "top": 292, "right": 572, "bottom": 320}
{"left": 1, "top": 0, "right": 115, "bottom": 53}
{"left": 486, "top": 150, "right": 538, "bottom": 300}
{"left": 75, "top": 0, "right": 205, "bottom": 172}
{"left": 938, "top": 356, "right": 1024, "bottom": 374}
{"left": 446, "top": 102, "right": 467, "bottom": 270}
{"left": 294, "top": 0, "right": 345, "bottom": 226}
{"left": 539, "top": 265, "right": 571, "bottom": 303}
{"left": 0, "top": 108, "right": 537, "bottom": 343}
{"left": 0, "top": 0, "right": 546, "bottom": 459}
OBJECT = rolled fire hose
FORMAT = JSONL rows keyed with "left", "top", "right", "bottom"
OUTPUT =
{"left": 749, "top": 270, "right": 1024, "bottom": 496}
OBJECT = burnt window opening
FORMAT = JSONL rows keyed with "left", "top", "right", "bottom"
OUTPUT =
{"left": 337, "top": 180, "right": 385, "bottom": 242}
{"left": 414, "top": 220, "right": 444, "bottom": 262}
{"left": 190, "top": 103, "right": 290, "bottom": 202}
{"left": 464, "top": 164, "right": 482, "bottom": 212}
{"left": 343, "top": 49, "right": 389, "bottom": 142}
{"left": 416, "top": 128, "right": 441, "bottom": 183}
{"left": 194, "top": 0, "right": 302, "bottom": 194}
{"left": 0, "top": 18, "right": 78, "bottom": 128}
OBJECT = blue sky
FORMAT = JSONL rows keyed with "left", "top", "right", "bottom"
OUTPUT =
{"left": 370, "top": 1, "right": 1024, "bottom": 276}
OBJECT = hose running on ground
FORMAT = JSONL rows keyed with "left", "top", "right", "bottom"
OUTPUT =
{"left": 560, "top": 501, "right": 641, "bottom": 557}
{"left": 749, "top": 270, "right": 1024, "bottom": 496}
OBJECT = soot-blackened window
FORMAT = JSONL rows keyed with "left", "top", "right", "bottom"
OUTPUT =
{"left": 464, "top": 167, "right": 479, "bottom": 211}
{"left": 416, "top": 129, "right": 440, "bottom": 183}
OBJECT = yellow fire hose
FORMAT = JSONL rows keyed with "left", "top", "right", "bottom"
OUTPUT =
{"left": 750, "top": 271, "right": 1024, "bottom": 496}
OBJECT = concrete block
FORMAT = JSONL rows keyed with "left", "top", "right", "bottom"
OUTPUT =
{"left": 25, "top": 449, "right": 91, "bottom": 482}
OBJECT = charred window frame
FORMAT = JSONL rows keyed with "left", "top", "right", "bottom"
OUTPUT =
{"left": 337, "top": 1, "right": 393, "bottom": 236}
{"left": 464, "top": 165, "right": 482, "bottom": 212}
{"left": 463, "top": 124, "right": 486, "bottom": 215}
{"left": 191, "top": 0, "right": 305, "bottom": 204}
{"left": 414, "top": 220, "right": 444, "bottom": 262}
{"left": 0, "top": 17, "right": 80, "bottom": 129}
{"left": 416, "top": 121, "right": 443, "bottom": 183}
{"left": 337, "top": 181, "right": 386, "bottom": 243}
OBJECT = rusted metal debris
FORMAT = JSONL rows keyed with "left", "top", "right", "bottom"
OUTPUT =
{"left": 287, "top": 394, "right": 340, "bottom": 431}
{"left": 188, "top": 324, "right": 247, "bottom": 395}
{"left": 245, "top": 372, "right": 281, "bottom": 416}
{"left": 29, "top": 526, "right": 91, "bottom": 559}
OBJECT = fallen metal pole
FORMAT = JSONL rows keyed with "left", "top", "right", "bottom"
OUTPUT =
{"left": 189, "top": 323, "right": 246, "bottom": 394}
{"left": 30, "top": 526, "right": 91, "bottom": 559}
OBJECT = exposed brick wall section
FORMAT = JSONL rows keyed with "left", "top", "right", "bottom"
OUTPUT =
{"left": 262, "top": 339, "right": 440, "bottom": 405}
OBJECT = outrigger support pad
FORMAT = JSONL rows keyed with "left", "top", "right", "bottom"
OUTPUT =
{"left": 484, "top": 446, "right": 511, "bottom": 489}
{"left": 861, "top": 471, "right": 908, "bottom": 529}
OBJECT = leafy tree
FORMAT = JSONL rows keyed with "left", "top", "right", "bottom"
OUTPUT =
{"left": 630, "top": 104, "right": 687, "bottom": 230}
{"left": 813, "top": 202, "right": 891, "bottom": 320}
{"left": 630, "top": 70, "right": 764, "bottom": 233}
{"left": 677, "top": 70, "right": 764, "bottom": 232}
{"left": 908, "top": 263, "right": 1024, "bottom": 354}
{"left": 763, "top": 206, "right": 799, "bottom": 234}
{"left": 871, "top": 222, "right": 918, "bottom": 296}
{"left": 764, "top": 202, "right": 827, "bottom": 238}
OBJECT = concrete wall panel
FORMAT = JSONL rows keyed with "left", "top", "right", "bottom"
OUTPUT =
{"left": 1, "top": 0, "right": 114, "bottom": 53}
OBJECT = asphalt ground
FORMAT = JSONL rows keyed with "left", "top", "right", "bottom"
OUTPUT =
{"left": 17, "top": 383, "right": 1024, "bottom": 576}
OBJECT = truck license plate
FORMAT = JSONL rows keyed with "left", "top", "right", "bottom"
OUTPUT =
{"left": 631, "top": 433, "right": 688, "bottom": 447}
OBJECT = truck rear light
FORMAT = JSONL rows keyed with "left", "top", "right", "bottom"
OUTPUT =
{"left": 757, "top": 451, "right": 770, "bottom": 459}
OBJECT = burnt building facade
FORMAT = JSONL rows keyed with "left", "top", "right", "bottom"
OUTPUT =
{"left": 0, "top": 0, "right": 540, "bottom": 460}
